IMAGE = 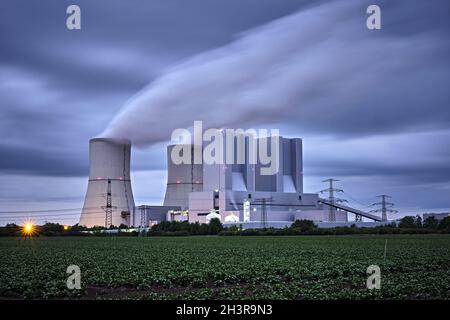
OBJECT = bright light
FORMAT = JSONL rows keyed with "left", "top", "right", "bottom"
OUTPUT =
{"left": 22, "top": 222, "right": 36, "bottom": 237}
{"left": 63, "top": 225, "right": 69, "bottom": 231}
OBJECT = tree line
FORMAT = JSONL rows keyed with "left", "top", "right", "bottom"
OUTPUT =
{"left": 0, "top": 215, "right": 449, "bottom": 237}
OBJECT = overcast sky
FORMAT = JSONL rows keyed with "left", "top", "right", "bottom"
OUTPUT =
{"left": 0, "top": 0, "right": 449, "bottom": 225}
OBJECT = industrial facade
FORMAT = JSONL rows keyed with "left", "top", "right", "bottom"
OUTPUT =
{"left": 162, "top": 135, "right": 347, "bottom": 226}
{"left": 79, "top": 135, "right": 365, "bottom": 228}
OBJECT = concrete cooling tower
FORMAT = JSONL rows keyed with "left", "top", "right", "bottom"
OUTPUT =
{"left": 163, "top": 144, "right": 203, "bottom": 209}
{"left": 79, "top": 138, "right": 135, "bottom": 228}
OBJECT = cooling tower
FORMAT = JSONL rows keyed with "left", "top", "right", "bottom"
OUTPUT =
{"left": 79, "top": 138, "right": 135, "bottom": 228}
{"left": 163, "top": 144, "right": 203, "bottom": 209}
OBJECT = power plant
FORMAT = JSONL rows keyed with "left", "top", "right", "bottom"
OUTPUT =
{"left": 79, "top": 135, "right": 386, "bottom": 228}
{"left": 80, "top": 138, "right": 135, "bottom": 228}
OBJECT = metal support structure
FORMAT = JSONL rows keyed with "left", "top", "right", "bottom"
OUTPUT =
{"left": 370, "top": 195, "right": 398, "bottom": 222}
{"left": 100, "top": 179, "right": 118, "bottom": 228}
{"left": 261, "top": 199, "right": 267, "bottom": 229}
{"left": 123, "top": 145, "right": 131, "bottom": 226}
{"left": 319, "top": 199, "right": 382, "bottom": 222}
{"left": 104, "top": 179, "right": 112, "bottom": 228}
{"left": 140, "top": 206, "right": 147, "bottom": 227}
{"left": 320, "top": 179, "right": 347, "bottom": 222}
{"left": 254, "top": 197, "right": 273, "bottom": 229}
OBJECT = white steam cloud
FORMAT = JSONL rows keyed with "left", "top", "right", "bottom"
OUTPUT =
{"left": 101, "top": 0, "right": 437, "bottom": 145}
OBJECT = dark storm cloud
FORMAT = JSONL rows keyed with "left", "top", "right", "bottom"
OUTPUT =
{"left": 0, "top": 0, "right": 318, "bottom": 93}
{"left": 0, "top": 144, "right": 86, "bottom": 176}
{"left": 0, "top": 0, "right": 321, "bottom": 177}
{"left": 289, "top": 67, "right": 450, "bottom": 137}
{"left": 302, "top": 129, "right": 450, "bottom": 210}
{"left": 307, "top": 159, "right": 450, "bottom": 184}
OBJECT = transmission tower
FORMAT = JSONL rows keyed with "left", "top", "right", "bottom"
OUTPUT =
{"left": 320, "top": 179, "right": 347, "bottom": 222}
{"left": 370, "top": 195, "right": 398, "bottom": 222}
{"left": 254, "top": 197, "right": 273, "bottom": 229}
{"left": 140, "top": 206, "right": 147, "bottom": 228}
{"left": 101, "top": 179, "right": 116, "bottom": 228}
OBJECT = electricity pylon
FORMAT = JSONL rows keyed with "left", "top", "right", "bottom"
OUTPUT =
{"left": 102, "top": 179, "right": 117, "bottom": 228}
{"left": 254, "top": 197, "right": 273, "bottom": 229}
{"left": 370, "top": 195, "right": 398, "bottom": 222}
{"left": 320, "top": 179, "right": 347, "bottom": 222}
{"left": 140, "top": 206, "right": 147, "bottom": 228}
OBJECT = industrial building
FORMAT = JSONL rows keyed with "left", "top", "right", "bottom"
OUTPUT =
{"left": 79, "top": 135, "right": 383, "bottom": 228}
{"left": 159, "top": 135, "right": 355, "bottom": 227}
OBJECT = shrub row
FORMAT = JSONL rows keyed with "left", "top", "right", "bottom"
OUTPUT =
{"left": 1, "top": 216, "right": 449, "bottom": 237}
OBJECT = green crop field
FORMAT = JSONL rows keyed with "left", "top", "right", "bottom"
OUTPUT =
{"left": 0, "top": 235, "right": 449, "bottom": 300}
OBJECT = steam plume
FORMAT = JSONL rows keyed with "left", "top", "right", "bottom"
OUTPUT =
{"left": 101, "top": 0, "right": 440, "bottom": 145}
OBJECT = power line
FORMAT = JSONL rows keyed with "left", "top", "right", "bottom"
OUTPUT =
{"left": 0, "top": 208, "right": 85, "bottom": 214}
{"left": 0, "top": 207, "right": 132, "bottom": 220}
{"left": 342, "top": 191, "right": 372, "bottom": 208}
{"left": 0, "top": 206, "right": 130, "bottom": 216}
{"left": 0, "top": 206, "right": 125, "bottom": 214}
